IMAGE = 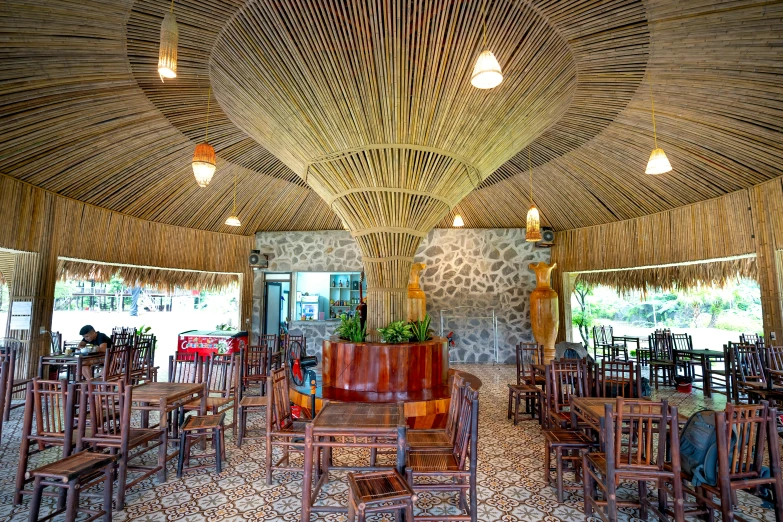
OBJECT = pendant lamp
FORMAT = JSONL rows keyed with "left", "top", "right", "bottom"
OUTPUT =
{"left": 225, "top": 172, "right": 241, "bottom": 226}
{"left": 525, "top": 148, "right": 541, "bottom": 242}
{"left": 157, "top": 1, "right": 178, "bottom": 81}
{"left": 193, "top": 88, "right": 216, "bottom": 187}
{"left": 453, "top": 214, "right": 465, "bottom": 227}
{"left": 645, "top": 81, "right": 672, "bottom": 175}
{"left": 471, "top": 0, "right": 503, "bottom": 89}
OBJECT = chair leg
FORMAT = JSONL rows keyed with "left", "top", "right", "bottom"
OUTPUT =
{"left": 103, "top": 464, "right": 114, "bottom": 522}
{"left": 555, "top": 448, "right": 564, "bottom": 502}
{"left": 638, "top": 480, "right": 648, "bottom": 520}
{"left": 513, "top": 394, "right": 520, "bottom": 426}
{"left": 265, "top": 433, "right": 274, "bottom": 486}
{"left": 237, "top": 406, "right": 244, "bottom": 448}
{"left": 582, "top": 454, "right": 593, "bottom": 517}
{"left": 214, "top": 427, "right": 222, "bottom": 474}
{"left": 28, "top": 476, "right": 44, "bottom": 522}
{"left": 65, "top": 479, "right": 78, "bottom": 522}
{"left": 177, "top": 430, "right": 187, "bottom": 478}
{"left": 544, "top": 440, "right": 551, "bottom": 487}
{"left": 116, "top": 450, "right": 128, "bottom": 511}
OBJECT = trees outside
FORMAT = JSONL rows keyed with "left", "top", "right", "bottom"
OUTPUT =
{"left": 572, "top": 280, "right": 594, "bottom": 348}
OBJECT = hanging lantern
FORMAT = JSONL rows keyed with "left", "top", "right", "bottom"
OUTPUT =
{"left": 525, "top": 204, "right": 542, "bottom": 242}
{"left": 453, "top": 214, "right": 465, "bottom": 227}
{"left": 224, "top": 171, "right": 241, "bottom": 226}
{"left": 192, "top": 143, "right": 216, "bottom": 187}
{"left": 471, "top": 50, "right": 503, "bottom": 89}
{"left": 225, "top": 215, "right": 241, "bottom": 227}
{"left": 646, "top": 148, "right": 672, "bottom": 175}
{"left": 157, "top": 10, "right": 178, "bottom": 81}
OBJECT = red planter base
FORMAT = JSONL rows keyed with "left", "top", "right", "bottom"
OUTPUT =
{"left": 677, "top": 383, "right": 692, "bottom": 394}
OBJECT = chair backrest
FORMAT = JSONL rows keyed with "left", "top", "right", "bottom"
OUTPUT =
{"left": 286, "top": 334, "right": 306, "bottom": 352}
{"left": 111, "top": 331, "right": 134, "bottom": 348}
{"left": 444, "top": 372, "right": 467, "bottom": 443}
{"left": 739, "top": 333, "right": 760, "bottom": 345}
{"left": 549, "top": 360, "right": 589, "bottom": 413}
{"left": 242, "top": 344, "right": 269, "bottom": 380}
{"left": 452, "top": 384, "right": 479, "bottom": 470}
{"left": 205, "top": 353, "right": 238, "bottom": 397}
{"left": 31, "top": 378, "right": 74, "bottom": 438}
{"left": 730, "top": 341, "right": 766, "bottom": 388}
{"left": 598, "top": 360, "right": 640, "bottom": 398}
{"left": 257, "top": 334, "right": 278, "bottom": 371}
{"left": 49, "top": 331, "right": 63, "bottom": 355}
{"left": 515, "top": 342, "right": 542, "bottom": 385}
{"left": 592, "top": 326, "right": 608, "bottom": 347}
{"left": 768, "top": 345, "right": 783, "bottom": 373}
{"left": 81, "top": 380, "right": 125, "bottom": 439}
{"left": 267, "top": 366, "right": 292, "bottom": 431}
{"left": 720, "top": 401, "right": 774, "bottom": 481}
{"left": 670, "top": 333, "right": 693, "bottom": 352}
{"left": 649, "top": 331, "right": 673, "bottom": 360}
{"left": 136, "top": 333, "right": 156, "bottom": 371}
{"left": 103, "top": 343, "right": 132, "bottom": 382}
{"left": 168, "top": 353, "right": 202, "bottom": 383}
{"left": 608, "top": 398, "right": 680, "bottom": 475}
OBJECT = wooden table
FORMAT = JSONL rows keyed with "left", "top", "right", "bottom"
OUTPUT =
{"left": 672, "top": 349, "right": 724, "bottom": 398}
{"left": 131, "top": 382, "right": 206, "bottom": 482}
{"left": 38, "top": 353, "right": 104, "bottom": 381}
{"left": 613, "top": 335, "right": 645, "bottom": 364}
{"left": 301, "top": 401, "right": 407, "bottom": 522}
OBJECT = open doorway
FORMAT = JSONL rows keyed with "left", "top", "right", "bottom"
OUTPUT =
{"left": 263, "top": 273, "right": 291, "bottom": 338}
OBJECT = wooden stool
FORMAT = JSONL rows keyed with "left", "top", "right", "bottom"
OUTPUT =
{"left": 543, "top": 429, "right": 597, "bottom": 502}
{"left": 177, "top": 413, "right": 226, "bottom": 478}
{"left": 28, "top": 451, "right": 118, "bottom": 522}
{"left": 507, "top": 383, "right": 541, "bottom": 425}
{"left": 347, "top": 470, "right": 416, "bottom": 522}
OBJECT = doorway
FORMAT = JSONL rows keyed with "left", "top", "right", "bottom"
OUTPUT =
{"left": 264, "top": 280, "right": 290, "bottom": 337}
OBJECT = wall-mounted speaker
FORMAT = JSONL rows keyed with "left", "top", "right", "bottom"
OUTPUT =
{"left": 536, "top": 228, "right": 555, "bottom": 248}
{"left": 249, "top": 250, "right": 269, "bottom": 268}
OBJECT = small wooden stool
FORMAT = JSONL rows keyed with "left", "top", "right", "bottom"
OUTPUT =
{"left": 28, "top": 451, "right": 118, "bottom": 522}
{"left": 347, "top": 470, "right": 416, "bottom": 522}
{"left": 507, "top": 383, "right": 541, "bottom": 425}
{"left": 543, "top": 429, "right": 597, "bottom": 502}
{"left": 177, "top": 413, "right": 226, "bottom": 478}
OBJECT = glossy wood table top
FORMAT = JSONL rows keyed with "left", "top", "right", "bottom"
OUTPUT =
{"left": 40, "top": 353, "right": 104, "bottom": 365}
{"left": 132, "top": 382, "right": 204, "bottom": 405}
{"left": 313, "top": 401, "right": 405, "bottom": 434}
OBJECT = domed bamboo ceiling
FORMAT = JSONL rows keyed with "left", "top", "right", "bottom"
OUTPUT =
{"left": 0, "top": 0, "right": 781, "bottom": 236}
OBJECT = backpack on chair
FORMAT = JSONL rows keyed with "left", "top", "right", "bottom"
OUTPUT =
{"left": 679, "top": 410, "right": 736, "bottom": 487}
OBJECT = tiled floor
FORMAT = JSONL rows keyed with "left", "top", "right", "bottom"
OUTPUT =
{"left": 0, "top": 364, "right": 779, "bottom": 521}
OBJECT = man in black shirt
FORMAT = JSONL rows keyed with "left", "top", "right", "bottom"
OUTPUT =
{"left": 78, "top": 325, "right": 112, "bottom": 353}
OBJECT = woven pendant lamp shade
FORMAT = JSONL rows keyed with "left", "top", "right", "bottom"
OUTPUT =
{"left": 471, "top": 50, "right": 503, "bottom": 89}
{"left": 526, "top": 205, "right": 542, "bottom": 242}
{"left": 192, "top": 143, "right": 216, "bottom": 187}
{"left": 157, "top": 11, "right": 178, "bottom": 81}
{"left": 646, "top": 147, "right": 672, "bottom": 175}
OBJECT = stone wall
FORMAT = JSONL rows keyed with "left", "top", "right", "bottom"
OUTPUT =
{"left": 254, "top": 229, "right": 550, "bottom": 363}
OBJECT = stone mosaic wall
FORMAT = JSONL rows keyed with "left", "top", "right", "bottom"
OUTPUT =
{"left": 254, "top": 229, "right": 550, "bottom": 363}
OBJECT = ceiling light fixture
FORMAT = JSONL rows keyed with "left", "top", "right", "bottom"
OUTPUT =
{"left": 645, "top": 80, "right": 672, "bottom": 175}
{"left": 471, "top": 0, "right": 503, "bottom": 89}
{"left": 525, "top": 147, "right": 542, "bottom": 242}
{"left": 453, "top": 214, "right": 465, "bottom": 227}
{"left": 225, "top": 171, "right": 241, "bottom": 227}
{"left": 193, "top": 87, "right": 216, "bottom": 187}
{"left": 157, "top": 0, "right": 178, "bottom": 81}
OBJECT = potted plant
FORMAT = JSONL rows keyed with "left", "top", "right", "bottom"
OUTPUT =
{"left": 377, "top": 321, "right": 413, "bottom": 344}
{"left": 334, "top": 314, "right": 366, "bottom": 343}
{"left": 409, "top": 314, "right": 433, "bottom": 342}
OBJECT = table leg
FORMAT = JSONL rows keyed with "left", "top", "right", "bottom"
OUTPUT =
{"left": 301, "top": 423, "right": 314, "bottom": 522}
{"left": 703, "top": 357, "right": 712, "bottom": 398}
{"left": 396, "top": 425, "right": 406, "bottom": 476}
{"left": 158, "top": 403, "right": 168, "bottom": 483}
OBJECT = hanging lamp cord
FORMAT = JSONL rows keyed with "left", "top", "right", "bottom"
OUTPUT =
{"left": 482, "top": 0, "right": 487, "bottom": 49}
{"left": 169, "top": 0, "right": 174, "bottom": 13}
{"left": 205, "top": 87, "right": 211, "bottom": 142}
{"left": 528, "top": 147, "right": 533, "bottom": 205}
{"left": 232, "top": 172, "right": 237, "bottom": 213}
{"left": 649, "top": 80, "right": 658, "bottom": 149}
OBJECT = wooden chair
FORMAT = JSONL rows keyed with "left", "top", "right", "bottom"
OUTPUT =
{"left": 671, "top": 332, "right": 696, "bottom": 379}
{"left": 168, "top": 353, "right": 202, "bottom": 384}
{"left": 102, "top": 343, "right": 132, "bottom": 382}
{"left": 406, "top": 385, "right": 479, "bottom": 522}
{"left": 258, "top": 334, "right": 280, "bottom": 372}
{"left": 265, "top": 366, "right": 312, "bottom": 485}
{"left": 543, "top": 429, "right": 598, "bottom": 502}
{"left": 508, "top": 343, "right": 543, "bottom": 424}
{"left": 237, "top": 352, "right": 268, "bottom": 448}
{"left": 50, "top": 331, "right": 63, "bottom": 355}
{"left": 28, "top": 451, "right": 118, "bottom": 522}
{"left": 596, "top": 360, "right": 641, "bottom": 399}
{"left": 347, "top": 469, "right": 416, "bottom": 522}
{"left": 679, "top": 401, "right": 783, "bottom": 522}
{"left": 14, "top": 379, "right": 78, "bottom": 505}
{"left": 408, "top": 372, "right": 466, "bottom": 450}
{"left": 583, "top": 398, "right": 685, "bottom": 522}
{"left": 704, "top": 343, "right": 733, "bottom": 399}
{"left": 593, "top": 326, "right": 628, "bottom": 361}
{"left": 241, "top": 344, "right": 270, "bottom": 395}
{"left": 767, "top": 345, "right": 783, "bottom": 387}
{"left": 134, "top": 333, "right": 157, "bottom": 383}
{"left": 177, "top": 412, "right": 227, "bottom": 477}
{"left": 76, "top": 380, "right": 166, "bottom": 510}
{"left": 649, "top": 331, "right": 677, "bottom": 389}
{"left": 184, "top": 353, "right": 239, "bottom": 438}
{"left": 1, "top": 338, "right": 33, "bottom": 421}
{"left": 731, "top": 341, "right": 783, "bottom": 405}
{"left": 545, "top": 360, "right": 589, "bottom": 429}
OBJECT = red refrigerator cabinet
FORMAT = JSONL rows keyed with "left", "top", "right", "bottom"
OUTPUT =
{"left": 177, "top": 330, "right": 248, "bottom": 358}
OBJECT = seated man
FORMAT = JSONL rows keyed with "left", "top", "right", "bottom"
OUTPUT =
{"left": 78, "top": 325, "right": 112, "bottom": 379}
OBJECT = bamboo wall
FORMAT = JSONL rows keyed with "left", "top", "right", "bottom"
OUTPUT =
{"left": 551, "top": 180, "right": 783, "bottom": 344}
{"left": 0, "top": 175, "right": 254, "bottom": 376}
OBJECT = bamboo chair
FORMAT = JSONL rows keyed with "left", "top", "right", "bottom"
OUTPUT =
{"left": 704, "top": 344, "right": 732, "bottom": 399}
{"left": 1, "top": 338, "right": 32, "bottom": 421}
{"left": 679, "top": 401, "right": 783, "bottom": 522}
{"left": 168, "top": 353, "right": 203, "bottom": 384}
{"left": 508, "top": 343, "right": 543, "bottom": 424}
{"left": 596, "top": 360, "right": 642, "bottom": 399}
{"left": 49, "top": 331, "right": 63, "bottom": 355}
{"left": 76, "top": 380, "right": 167, "bottom": 510}
{"left": 670, "top": 333, "right": 696, "bottom": 379}
{"left": 265, "top": 366, "right": 312, "bottom": 485}
{"left": 593, "top": 326, "right": 628, "bottom": 361}
{"left": 731, "top": 342, "right": 783, "bottom": 405}
{"left": 237, "top": 348, "right": 268, "bottom": 448}
{"left": 767, "top": 345, "right": 783, "bottom": 387}
{"left": 241, "top": 344, "right": 270, "bottom": 395}
{"left": 258, "top": 334, "right": 280, "bottom": 372}
{"left": 545, "top": 360, "right": 589, "bottom": 429}
{"left": 14, "top": 379, "right": 79, "bottom": 505}
{"left": 406, "top": 384, "right": 479, "bottom": 522}
{"left": 649, "top": 331, "right": 677, "bottom": 389}
{"left": 583, "top": 398, "right": 685, "bottom": 522}
{"left": 183, "top": 353, "right": 239, "bottom": 438}
{"left": 409, "top": 372, "right": 466, "bottom": 450}
{"left": 103, "top": 343, "right": 132, "bottom": 383}
{"left": 135, "top": 333, "right": 157, "bottom": 382}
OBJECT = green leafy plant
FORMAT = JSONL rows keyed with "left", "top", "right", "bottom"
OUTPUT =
{"left": 215, "top": 323, "right": 236, "bottom": 332}
{"left": 378, "top": 321, "right": 413, "bottom": 344}
{"left": 334, "top": 314, "right": 366, "bottom": 342}
{"left": 409, "top": 314, "right": 433, "bottom": 342}
{"left": 136, "top": 325, "right": 152, "bottom": 336}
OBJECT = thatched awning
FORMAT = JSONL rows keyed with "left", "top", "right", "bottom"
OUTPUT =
{"left": 575, "top": 255, "right": 756, "bottom": 295}
{"left": 57, "top": 258, "right": 240, "bottom": 292}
